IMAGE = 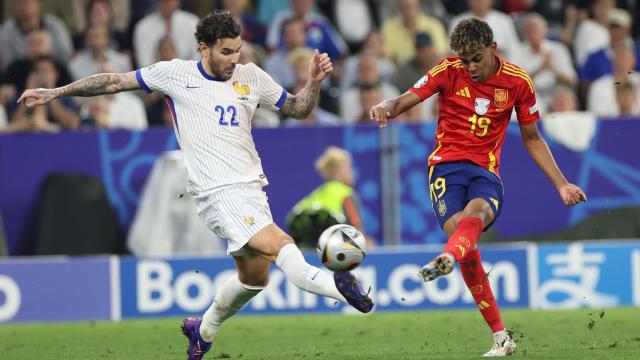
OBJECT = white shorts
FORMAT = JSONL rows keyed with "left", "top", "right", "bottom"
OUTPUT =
{"left": 194, "top": 182, "right": 273, "bottom": 256}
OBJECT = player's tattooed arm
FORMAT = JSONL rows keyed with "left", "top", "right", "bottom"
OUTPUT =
{"left": 280, "top": 81, "right": 321, "bottom": 119}
{"left": 17, "top": 71, "right": 140, "bottom": 107}
{"left": 58, "top": 72, "right": 140, "bottom": 97}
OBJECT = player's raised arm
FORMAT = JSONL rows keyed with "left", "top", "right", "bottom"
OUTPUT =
{"left": 280, "top": 49, "right": 333, "bottom": 119}
{"left": 519, "top": 122, "right": 587, "bottom": 206}
{"left": 369, "top": 91, "right": 421, "bottom": 128}
{"left": 17, "top": 71, "right": 141, "bottom": 108}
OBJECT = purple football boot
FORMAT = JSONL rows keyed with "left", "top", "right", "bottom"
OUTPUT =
{"left": 181, "top": 317, "right": 212, "bottom": 360}
{"left": 334, "top": 271, "right": 374, "bottom": 313}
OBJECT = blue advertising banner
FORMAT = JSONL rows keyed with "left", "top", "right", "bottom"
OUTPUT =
{"left": 0, "top": 257, "right": 112, "bottom": 322}
{"left": 531, "top": 241, "right": 640, "bottom": 309}
{"left": 2, "top": 240, "right": 639, "bottom": 323}
{"left": 0, "top": 127, "right": 382, "bottom": 255}
{"left": 119, "top": 246, "right": 529, "bottom": 319}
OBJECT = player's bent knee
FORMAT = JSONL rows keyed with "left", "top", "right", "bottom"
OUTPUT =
{"left": 277, "top": 234, "right": 296, "bottom": 250}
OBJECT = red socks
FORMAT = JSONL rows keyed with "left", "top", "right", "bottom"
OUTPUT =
{"left": 443, "top": 217, "right": 483, "bottom": 262}
{"left": 459, "top": 249, "right": 505, "bottom": 333}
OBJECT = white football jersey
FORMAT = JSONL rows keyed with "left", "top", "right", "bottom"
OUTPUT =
{"left": 136, "top": 59, "right": 286, "bottom": 194}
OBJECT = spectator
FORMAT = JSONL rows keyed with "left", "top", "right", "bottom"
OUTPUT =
{"left": 340, "top": 54, "right": 400, "bottom": 123}
{"left": 1, "top": 29, "right": 72, "bottom": 94}
{"left": 265, "top": 17, "right": 308, "bottom": 89}
{"left": 615, "top": 81, "right": 640, "bottom": 117}
{"left": 0, "top": 0, "right": 73, "bottom": 70}
{"left": 144, "top": 36, "right": 175, "bottom": 127}
{"left": 72, "top": 0, "right": 131, "bottom": 55}
{"left": 324, "top": 0, "right": 381, "bottom": 51}
{"left": 286, "top": 146, "right": 371, "bottom": 250}
{"left": 381, "top": 0, "right": 449, "bottom": 64}
{"left": 395, "top": 33, "right": 438, "bottom": 92}
{"left": 133, "top": 0, "right": 199, "bottom": 67}
{"left": 517, "top": 13, "right": 576, "bottom": 115}
{"left": 80, "top": 92, "right": 147, "bottom": 130}
{"left": 449, "top": 0, "right": 520, "bottom": 62}
{"left": 580, "top": 8, "right": 637, "bottom": 84}
{"left": 549, "top": 85, "right": 579, "bottom": 114}
{"left": 68, "top": 24, "right": 132, "bottom": 80}
{"left": 355, "top": 85, "right": 383, "bottom": 123}
{"left": 238, "top": 41, "right": 266, "bottom": 68}
{"left": 341, "top": 30, "right": 395, "bottom": 94}
{"left": 266, "top": 0, "right": 348, "bottom": 60}
{"left": 395, "top": 32, "right": 439, "bottom": 122}
{"left": 221, "top": 0, "right": 265, "bottom": 47}
{"left": 573, "top": 0, "right": 614, "bottom": 68}
{"left": 73, "top": 0, "right": 130, "bottom": 34}
{"left": 542, "top": 85, "right": 597, "bottom": 153}
{"left": 284, "top": 47, "right": 340, "bottom": 126}
{"left": 588, "top": 42, "right": 640, "bottom": 117}
{"left": 3, "top": 56, "right": 79, "bottom": 133}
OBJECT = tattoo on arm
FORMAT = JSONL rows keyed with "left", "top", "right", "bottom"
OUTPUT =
{"left": 55, "top": 72, "right": 140, "bottom": 98}
{"left": 281, "top": 81, "right": 321, "bottom": 119}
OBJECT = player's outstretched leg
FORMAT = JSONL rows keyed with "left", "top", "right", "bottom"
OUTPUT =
{"left": 185, "top": 273, "right": 264, "bottom": 360}
{"left": 276, "top": 243, "right": 374, "bottom": 313}
{"left": 458, "top": 249, "right": 515, "bottom": 357}
{"left": 333, "top": 271, "right": 374, "bottom": 313}
{"left": 181, "top": 317, "right": 212, "bottom": 360}
{"left": 418, "top": 253, "right": 454, "bottom": 282}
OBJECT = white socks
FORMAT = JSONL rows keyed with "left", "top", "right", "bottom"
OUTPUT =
{"left": 275, "top": 243, "right": 345, "bottom": 302}
{"left": 200, "top": 244, "right": 346, "bottom": 342}
{"left": 199, "top": 274, "right": 264, "bottom": 342}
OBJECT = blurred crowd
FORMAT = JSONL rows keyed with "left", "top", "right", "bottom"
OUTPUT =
{"left": 0, "top": 0, "right": 639, "bottom": 133}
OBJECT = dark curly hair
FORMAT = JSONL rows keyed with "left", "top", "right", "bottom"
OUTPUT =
{"left": 194, "top": 10, "right": 241, "bottom": 47}
{"left": 450, "top": 18, "right": 494, "bottom": 56}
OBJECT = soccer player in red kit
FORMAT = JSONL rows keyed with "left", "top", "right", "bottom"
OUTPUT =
{"left": 370, "top": 18, "right": 587, "bottom": 357}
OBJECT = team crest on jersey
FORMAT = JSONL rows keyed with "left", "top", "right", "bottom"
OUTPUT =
{"left": 437, "top": 199, "right": 447, "bottom": 217}
{"left": 233, "top": 81, "right": 250, "bottom": 100}
{"left": 474, "top": 98, "right": 490, "bottom": 115}
{"left": 494, "top": 89, "right": 508, "bottom": 109}
{"left": 413, "top": 75, "right": 428, "bottom": 88}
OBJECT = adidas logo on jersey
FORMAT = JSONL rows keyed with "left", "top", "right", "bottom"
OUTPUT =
{"left": 456, "top": 87, "right": 470, "bottom": 97}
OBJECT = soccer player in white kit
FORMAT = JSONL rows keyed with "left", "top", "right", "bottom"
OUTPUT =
{"left": 18, "top": 10, "right": 373, "bottom": 360}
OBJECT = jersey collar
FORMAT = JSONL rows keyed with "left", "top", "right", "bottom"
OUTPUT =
{"left": 197, "top": 61, "right": 225, "bottom": 81}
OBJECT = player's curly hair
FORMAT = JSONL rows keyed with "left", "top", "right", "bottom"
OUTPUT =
{"left": 450, "top": 18, "right": 494, "bottom": 55}
{"left": 194, "top": 10, "right": 241, "bottom": 47}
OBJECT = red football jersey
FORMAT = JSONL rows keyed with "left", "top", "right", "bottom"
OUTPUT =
{"left": 409, "top": 56, "right": 539, "bottom": 176}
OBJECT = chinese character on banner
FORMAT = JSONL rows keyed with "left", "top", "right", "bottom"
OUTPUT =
{"left": 534, "top": 243, "right": 618, "bottom": 309}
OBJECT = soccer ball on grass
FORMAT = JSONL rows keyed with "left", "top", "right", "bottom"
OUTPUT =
{"left": 316, "top": 224, "right": 367, "bottom": 271}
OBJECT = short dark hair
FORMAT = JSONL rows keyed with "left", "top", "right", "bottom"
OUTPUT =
{"left": 450, "top": 18, "right": 494, "bottom": 55}
{"left": 194, "top": 10, "right": 241, "bottom": 47}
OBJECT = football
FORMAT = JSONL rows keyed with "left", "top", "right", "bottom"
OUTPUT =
{"left": 316, "top": 224, "right": 367, "bottom": 272}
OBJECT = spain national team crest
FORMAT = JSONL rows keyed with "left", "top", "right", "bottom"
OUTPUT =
{"left": 494, "top": 89, "right": 508, "bottom": 109}
{"left": 474, "top": 98, "right": 490, "bottom": 115}
{"left": 437, "top": 199, "right": 447, "bottom": 217}
{"left": 233, "top": 81, "right": 250, "bottom": 100}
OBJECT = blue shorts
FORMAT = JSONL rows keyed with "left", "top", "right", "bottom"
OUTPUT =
{"left": 428, "top": 161, "right": 504, "bottom": 231}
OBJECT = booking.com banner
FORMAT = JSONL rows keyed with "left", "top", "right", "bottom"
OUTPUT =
{"left": 1, "top": 241, "right": 639, "bottom": 322}
{"left": 119, "top": 246, "right": 529, "bottom": 318}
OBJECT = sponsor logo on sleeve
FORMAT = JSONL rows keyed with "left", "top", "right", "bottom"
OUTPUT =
{"left": 413, "top": 75, "right": 428, "bottom": 88}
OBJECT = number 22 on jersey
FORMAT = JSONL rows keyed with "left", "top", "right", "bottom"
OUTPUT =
{"left": 215, "top": 104, "right": 238, "bottom": 126}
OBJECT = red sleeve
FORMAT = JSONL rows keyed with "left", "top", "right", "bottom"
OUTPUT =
{"left": 515, "top": 76, "right": 540, "bottom": 125}
{"left": 408, "top": 58, "right": 452, "bottom": 101}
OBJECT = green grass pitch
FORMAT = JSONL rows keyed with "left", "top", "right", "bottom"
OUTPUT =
{"left": 1, "top": 308, "right": 639, "bottom": 359}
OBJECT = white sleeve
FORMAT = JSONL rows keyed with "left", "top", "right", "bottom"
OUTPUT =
{"left": 135, "top": 60, "right": 177, "bottom": 94}
{"left": 252, "top": 63, "right": 287, "bottom": 110}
